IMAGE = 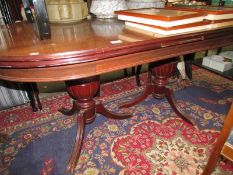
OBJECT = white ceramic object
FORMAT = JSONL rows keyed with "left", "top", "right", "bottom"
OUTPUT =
{"left": 90, "top": 0, "right": 128, "bottom": 18}
{"left": 127, "top": 0, "right": 165, "bottom": 9}
{"left": 202, "top": 55, "right": 233, "bottom": 72}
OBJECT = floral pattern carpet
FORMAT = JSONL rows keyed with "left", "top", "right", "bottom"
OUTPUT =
{"left": 0, "top": 67, "right": 233, "bottom": 175}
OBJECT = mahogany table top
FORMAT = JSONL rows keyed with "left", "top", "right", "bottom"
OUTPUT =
{"left": 0, "top": 18, "right": 233, "bottom": 82}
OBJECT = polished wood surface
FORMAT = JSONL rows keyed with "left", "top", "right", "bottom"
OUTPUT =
{"left": 0, "top": 18, "right": 233, "bottom": 82}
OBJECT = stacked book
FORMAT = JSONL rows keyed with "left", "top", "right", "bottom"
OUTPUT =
{"left": 166, "top": 6, "right": 233, "bottom": 29}
{"left": 115, "top": 7, "right": 233, "bottom": 36}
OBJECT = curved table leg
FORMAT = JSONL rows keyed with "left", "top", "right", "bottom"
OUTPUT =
{"left": 119, "top": 68, "right": 153, "bottom": 108}
{"left": 59, "top": 101, "right": 77, "bottom": 116}
{"left": 66, "top": 109, "right": 86, "bottom": 174}
{"left": 164, "top": 88, "right": 193, "bottom": 125}
{"left": 119, "top": 85, "right": 154, "bottom": 108}
{"left": 152, "top": 61, "right": 193, "bottom": 125}
{"left": 96, "top": 102, "right": 132, "bottom": 119}
{"left": 120, "top": 60, "right": 193, "bottom": 125}
{"left": 59, "top": 76, "right": 133, "bottom": 173}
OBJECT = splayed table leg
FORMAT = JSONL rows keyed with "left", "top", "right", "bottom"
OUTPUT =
{"left": 59, "top": 76, "right": 132, "bottom": 173}
{"left": 120, "top": 60, "right": 193, "bottom": 125}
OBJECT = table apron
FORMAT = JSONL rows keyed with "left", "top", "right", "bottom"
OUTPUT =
{"left": 0, "top": 36, "right": 233, "bottom": 82}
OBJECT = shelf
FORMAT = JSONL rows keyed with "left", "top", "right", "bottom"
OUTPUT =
{"left": 193, "top": 58, "right": 233, "bottom": 80}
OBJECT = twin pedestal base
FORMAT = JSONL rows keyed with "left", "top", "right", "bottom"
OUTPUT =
{"left": 56, "top": 60, "right": 193, "bottom": 173}
{"left": 0, "top": 60, "right": 193, "bottom": 174}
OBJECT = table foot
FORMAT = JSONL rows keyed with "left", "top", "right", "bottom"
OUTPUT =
{"left": 164, "top": 88, "right": 193, "bottom": 125}
{"left": 59, "top": 101, "right": 77, "bottom": 116}
{"left": 66, "top": 109, "right": 85, "bottom": 174}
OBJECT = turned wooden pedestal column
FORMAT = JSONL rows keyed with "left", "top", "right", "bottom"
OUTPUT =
{"left": 59, "top": 76, "right": 132, "bottom": 173}
{"left": 120, "top": 60, "right": 193, "bottom": 125}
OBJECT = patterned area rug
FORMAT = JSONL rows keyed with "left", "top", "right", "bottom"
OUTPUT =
{"left": 0, "top": 67, "right": 233, "bottom": 175}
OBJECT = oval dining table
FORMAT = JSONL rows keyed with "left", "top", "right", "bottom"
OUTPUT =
{"left": 0, "top": 18, "right": 233, "bottom": 174}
